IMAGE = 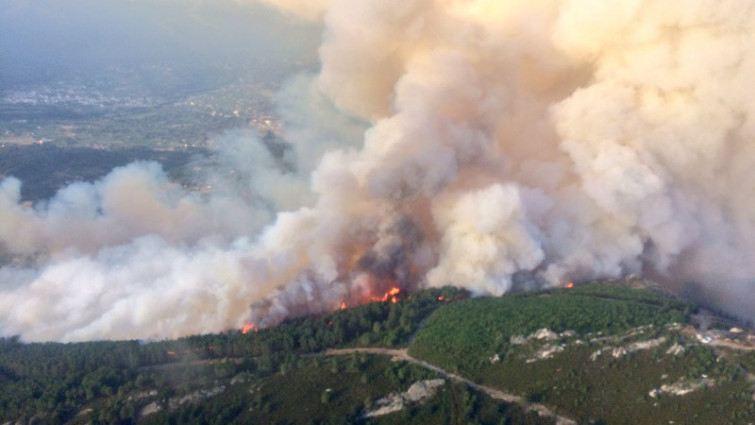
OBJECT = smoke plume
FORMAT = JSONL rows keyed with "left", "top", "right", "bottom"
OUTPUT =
{"left": 3, "top": 0, "right": 755, "bottom": 341}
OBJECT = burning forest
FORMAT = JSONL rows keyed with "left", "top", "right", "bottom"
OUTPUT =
{"left": 3, "top": 0, "right": 755, "bottom": 342}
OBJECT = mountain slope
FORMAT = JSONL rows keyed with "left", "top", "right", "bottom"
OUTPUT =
{"left": 2, "top": 281, "right": 755, "bottom": 424}
{"left": 409, "top": 283, "right": 755, "bottom": 424}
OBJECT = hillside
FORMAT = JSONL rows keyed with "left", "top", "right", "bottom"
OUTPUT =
{"left": 409, "top": 283, "right": 755, "bottom": 424}
{"left": 2, "top": 280, "right": 755, "bottom": 424}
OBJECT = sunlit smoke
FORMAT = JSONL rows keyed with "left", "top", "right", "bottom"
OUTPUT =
{"left": 3, "top": 0, "right": 755, "bottom": 341}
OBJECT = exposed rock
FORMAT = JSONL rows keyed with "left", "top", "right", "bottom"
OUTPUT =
{"left": 511, "top": 328, "right": 572, "bottom": 348}
{"left": 628, "top": 337, "right": 666, "bottom": 352}
{"left": 612, "top": 347, "right": 627, "bottom": 358}
{"left": 531, "top": 328, "right": 559, "bottom": 341}
{"left": 75, "top": 408, "right": 93, "bottom": 418}
{"left": 140, "top": 402, "right": 162, "bottom": 418}
{"left": 648, "top": 378, "right": 715, "bottom": 398}
{"left": 364, "top": 379, "right": 445, "bottom": 418}
{"left": 589, "top": 325, "right": 653, "bottom": 344}
{"left": 556, "top": 416, "right": 579, "bottom": 425}
{"left": 168, "top": 386, "right": 225, "bottom": 410}
{"left": 231, "top": 372, "right": 253, "bottom": 385}
{"left": 405, "top": 380, "right": 445, "bottom": 402}
{"left": 490, "top": 354, "right": 500, "bottom": 364}
{"left": 128, "top": 389, "right": 157, "bottom": 402}
{"left": 526, "top": 345, "right": 565, "bottom": 363}
{"left": 666, "top": 343, "right": 685, "bottom": 356}
{"left": 590, "top": 349, "right": 604, "bottom": 361}
{"left": 510, "top": 335, "right": 526, "bottom": 345}
{"left": 603, "top": 337, "right": 667, "bottom": 359}
{"left": 141, "top": 385, "right": 226, "bottom": 418}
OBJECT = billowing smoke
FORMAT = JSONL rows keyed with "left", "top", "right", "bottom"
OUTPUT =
{"left": 3, "top": 0, "right": 755, "bottom": 341}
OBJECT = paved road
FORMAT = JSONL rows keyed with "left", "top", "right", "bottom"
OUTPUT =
{"left": 323, "top": 347, "right": 577, "bottom": 425}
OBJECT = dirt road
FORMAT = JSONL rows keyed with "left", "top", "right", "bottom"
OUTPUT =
{"left": 710, "top": 339, "right": 755, "bottom": 351}
{"left": 323, "top": 347, "right": 577, "bottom": 425}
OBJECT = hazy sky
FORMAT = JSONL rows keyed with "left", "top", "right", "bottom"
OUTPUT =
{"left": 0, "top": 0, "right": 322, "bottom": 90}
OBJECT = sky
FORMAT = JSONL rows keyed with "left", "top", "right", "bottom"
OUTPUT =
{"left": 0, "top": 0, "right": 321, "bottom": 90}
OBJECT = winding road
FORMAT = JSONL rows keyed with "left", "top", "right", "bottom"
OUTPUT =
{"left": 323, "top": 347, "right": 577, "bottom": 425}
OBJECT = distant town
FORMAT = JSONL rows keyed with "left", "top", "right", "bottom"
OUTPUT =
{"left": 0, "top": 74, "right": 283, "bottom": 152}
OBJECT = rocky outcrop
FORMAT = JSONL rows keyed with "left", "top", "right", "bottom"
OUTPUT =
{"left": 363, "top": 379, "right": 445, "bottom": 418}
{"left": 532, "top": 328, "right": 559, "bottom": 341}
{"left": 526, "top": 344, "right": 565, "bottom": 363}
{"left": 139, "top": 386, "right": 226, "bottom": 419}
{"left": 590, "top": 337, "right": 667, "bottom": 360}
{"left": 648, "top": 378, "right": 715, "bottom": 398}
{"left": 666, "top": 343, "right": 685, "bottom": 356}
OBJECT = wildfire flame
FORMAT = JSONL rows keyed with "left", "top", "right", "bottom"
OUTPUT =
{"left": 242, "top": 323, "right": 257, "bottom": 334}
{"left": 565, "top": 282, "right": 574, "bottom": 289}
{"left": 337, "top": 287, "right": 401, "bottom": 312}
{"left": 370, "top": 286, "right": 401, "bottom": 304}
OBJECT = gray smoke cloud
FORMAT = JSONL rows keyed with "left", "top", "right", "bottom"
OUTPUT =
{"left": 3, "top": 0, "right": 755, "bottom": 341}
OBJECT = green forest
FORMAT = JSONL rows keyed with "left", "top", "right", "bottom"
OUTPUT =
{"left": 2, "top": 282, "right": 755, "bottom": 425}
{"left": 0, "top": 287, "right": 475, "bottom": 424}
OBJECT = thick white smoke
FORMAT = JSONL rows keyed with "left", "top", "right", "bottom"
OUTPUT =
{"left": 3, "top": 0, "right": 755, "bottom": 341}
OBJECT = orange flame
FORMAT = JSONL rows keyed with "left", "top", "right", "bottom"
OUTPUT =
{"left": 242, "top": 323, "right": 257, "bottom": 334}
{"left": 383, "top": 287, "right": 400, "bottom": 302}
{"left": 565, "top": 282, "right": 574, "bottom": 289}
{"left": 340, "top": 302, "right": 347, "bottom": 310}
{"left": 438, "top": 296, "right": 444, "bottom": 301}
{"left": 370, "top": 286, "right": 402, "bottom": 303}
{"left": 167, "top": 351, "right": 175, "bottom": 356}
